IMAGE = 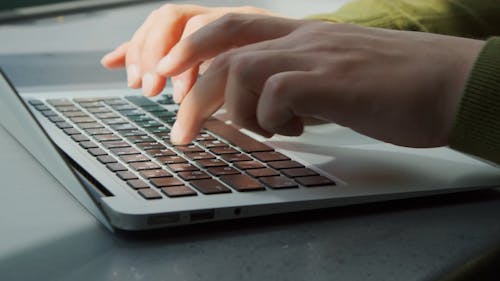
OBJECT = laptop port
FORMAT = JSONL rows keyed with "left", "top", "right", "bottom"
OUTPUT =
{"left": 190, "top": 210, "right": 215, "bottom": 222}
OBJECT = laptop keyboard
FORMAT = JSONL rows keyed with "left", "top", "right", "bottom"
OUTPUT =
{"left": 28, "top": 95, "right": 335, "bottom": 200}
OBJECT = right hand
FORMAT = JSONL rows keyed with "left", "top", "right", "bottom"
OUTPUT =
{"left": 100, "top": 4, "right": 278, "bottom": 100}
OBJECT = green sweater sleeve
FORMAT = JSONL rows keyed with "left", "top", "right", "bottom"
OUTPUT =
{"left": 449, "top": 37, "right": 500, "bottom": 165}
{"left": 307, "top": 0, "right": 500, "bottom": 39}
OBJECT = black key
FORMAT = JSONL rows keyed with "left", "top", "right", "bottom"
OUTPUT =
{"left": 41, "top": 110, "right": 57, "bottom": 117}
{"left": 78, "top": 122, "right": 103, "bottom": 130}
{"left": 102, "top": 141, "right": 130, "bottom": 149}
{"left": 199, "top": 140, "right": 227, "bottom": 148}
{"left": 55, "top": 122, "right": 73, "bottom": 129}
{"left": 61, "top": 111, "right": 87, "bottom": 118}
{"left": 85, "top": 128, "right": 112, "bottom": 135}
{"left": 157, "top": 95, "right": 175, "bottom": 105}
{"left": 112, "top": 104, "right": 136, "bottom": 111}
{"left": 47, "top": 98, "right": 72, "bottom": 106}
{"left": 161, "top": 186, "right": 197, "bottom": 197}
{"left": 107, "top": 163, "right": 127, "bottom": 172}
{"left": 87, "top": 107, "right": 110, "bottom": 114}
{"left": 220, "top": 174, "right": 265, "bottom": 192}
{"left": 126, "top": 135, "right": 155, "bottom": 143}
{"left": 95, "top": 112, "right": 120, "bottom": 119}
{"left": 295, "top": 176, "right": 335, "bottom": 187}
{"left": 234, "top": 161, "right": 265, "bottom": 170}
{"left": 136, "top": 120, "right": 162, "bottom": 128}
{"left": 48, "top": 116, "right": 64, "bottom": 123}
{"left": 146, "top": 148, "right": 176, "bottom": 157}
{"left": 178, "top": 171, "right": 210, "bottom": 181}
{"left": 196, "top": 159, "right": 227, "bottom": 168}
{"left": 140, "top": 169, "right": 172, "bottom": 179}
{"left": 63, "top": 128, "right": 80, "bottom": 135}
{"left": 260, "top": 176, "right": 298, "bottom": 189}
{"left": 70, "top": 116, "right": 95, "bottom": 123}
{"left": 34, "top": 104, "right": 50, "bottom": 111}
{"left": 110, "top": 147, "right": 141, "bottom": 156}
{"left": 126, "top": 96, "right": 157, "bottom": 107}
{"left": 221, "top": 153, "right": 252, "bottom": 162}
{"left": 97, "top": 155, "right": 117, "bottom": 164}
{"left": 88, "top": 148, "right": 107, "bottom": 156}
{"left": 120, "top": 154, "right": 150, "bottom": 163}
{"left": 74, "top": 97, "right": 102, "bottom": 103}
{"left": 204, "top": 118, "right": 273, "bottom": 153}
{"left": 71, "top": 134, "right": 90, "bottom": 142}
{"left": 79, "top": 101, "right": 103, "bottom": 108}
{"left": 28, "top": 99, "right": 43, "bottom": 106}
{"left": 175, "top": 144, "right": 203, "bottom": 153}
{"left": 120, "top": 129, "right": 147, "bottom": 137}
{"left": 94, "top": 134, "right": 121, "bottom": 142}
{"left": 79, "top": 141, "right": 98, "bottom": 149}
{"left": 56, "top": 105, "right": 79, "bottom": 112}
{"left": 195, "top": 133, "right": 216, "bottom": 141}
{"left": 168, "top": 163, "right": 198, "bottom": 172}
{"left": 268, "top": 161, "right": 304, "bottom": 170}
{"left": 117, "top": 171, "right": 138, "bottom": 180}
{"left": 247, "top": 168, "right": 279, "bottom": 178}
{"left": 103, "top": 98, "right": 127, "bottom": 106}
{"left": 138, "top": 189, "right": 162, "bottom": 199}
{"left": 251, "top": 151, "right": 290, "bottom": 162}
{"left": 150, "top": 177, "right": 184, "bottom": 187}
{"left": 111, "top": 124, "right": 137, "bottom": 131}
{"left": 136, "top": 142, "right": 165, "bottom": 150}
{"left": 121, "top": 110, "right": 146, "bottom": 117}
{"left": 209, "top": 146, "right": 239, "bottom": 155}
{"left": 207, "top": 166, "right": 240, "bottom": 176}
{"left": 157, "top": 155, "right": 187, "bottom": 164}
{"left": 190, "top": 179, "right": 231, "bottom": 194}
{"left": 147, "top": 126, "right": 170, "bottom": 134}
{"left": 185, "top": 151, "right": 215, "bottom": 160}
{"left": 130, "top": 162, "right": 161, "bottom": 171}
{"left": 102, "top": 118, "right": 128, "bottom": 125}
{"left": 282, "top": 168, "right": 318, "bottom": 178}
{"left": 127, "top": 179, "right": 150, "bottom": 190}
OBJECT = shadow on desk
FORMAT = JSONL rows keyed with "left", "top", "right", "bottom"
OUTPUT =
{"left": 2, "top": 189, "right": 500, "bottom": 281}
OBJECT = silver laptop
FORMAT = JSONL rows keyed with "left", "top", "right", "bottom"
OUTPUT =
{"left": 1, "top": 70, "right": 500, "bottom": 232}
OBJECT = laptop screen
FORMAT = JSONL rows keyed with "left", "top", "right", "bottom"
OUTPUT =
{"left": 0, "top": 0, "right": 150, "bottom": 22}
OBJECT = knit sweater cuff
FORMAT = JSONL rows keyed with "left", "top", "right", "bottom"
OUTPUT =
{"left": 449, "top": 37, "right": 500, "bottom": 165}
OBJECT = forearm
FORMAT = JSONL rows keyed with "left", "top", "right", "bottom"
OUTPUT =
{"left": 308, "top": 0, "right": 500, "bottom": 38}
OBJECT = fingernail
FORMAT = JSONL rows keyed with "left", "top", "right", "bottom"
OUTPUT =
{"left": 142, "top": 73, "right": 155, "bottom": 96}
{"left": 172, "top": 80, "right": 186, "bottom": 103}
{"left": 157, "top": 54, "right": 172, "bottom": 74}
{"left": 100, "top": 53, "right": 112, "bottom": 65}
{"left": 127, "top": 64, "right": 139, "bottom": 87}
{"left": 170, "top": 121, "right": 183, "bottom": 144}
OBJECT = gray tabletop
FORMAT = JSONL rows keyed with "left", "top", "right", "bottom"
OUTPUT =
{"left": 2, "top": 1, "right": 500, "bottom": 280}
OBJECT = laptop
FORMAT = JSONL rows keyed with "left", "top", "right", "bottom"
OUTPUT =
{"left": 1, "top": 69, "right": 500, "bottom": 232}
{"left": 0, "top": 0, "right": 154, "bottom": 23}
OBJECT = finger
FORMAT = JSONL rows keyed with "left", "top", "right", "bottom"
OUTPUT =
{"left": 171, "top": 65, "right": 199, "bottom": 103}
{"left": 257, "top": 71, "right": 324, "bottom": 136}
{"left": 169, "top": 13, "right": 214, "bottom": 102}
{"left": 157, "top": 14, "right": 302, "bottom": 76}
{"left": 101, "top": 42, "right": 129, "bottom": 69}
{"left": 224, "top": 51, "right": 312, "bottom": 137}
{"left": 170, "top": 64, "right": 227, "bottom": 144}
{"left": 125, "top": 10, "right": 158, "bottom": 88}
{"left": 140, "top": 5, "right": 207, "bottom": 96}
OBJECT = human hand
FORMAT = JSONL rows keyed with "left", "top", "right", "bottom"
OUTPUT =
{"left": 100, "top": 4, "right": 277, "bottom": 100}
{"left": 157, "top": 14, "right": 484, "bottom": 148}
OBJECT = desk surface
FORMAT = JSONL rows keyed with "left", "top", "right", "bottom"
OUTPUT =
{"left": 2, "top": 1, "right": 500, "bottom": 280}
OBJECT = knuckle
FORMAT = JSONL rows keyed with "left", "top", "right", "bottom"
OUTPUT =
{"left": 264, "top": 74, "right": 290, "bottom": 97}
{"left": 211, "top": 51, "right": 232, "bottom": 69}
{"left": 185, "top": 14, "right": 207, "bottom": 30}
{"left": 158, "top": 3, "right": 178, "bottom": 13}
